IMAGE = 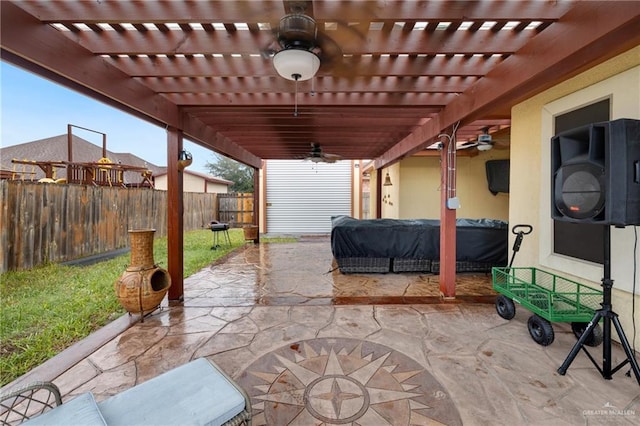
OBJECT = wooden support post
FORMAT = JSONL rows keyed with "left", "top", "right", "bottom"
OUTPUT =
{"left": 67, "top": 124, "right": 73, "bottom": 180}
{"left": 375, "top": 168, "right": 383, "bottom": 218}
{"left": 102, "top": 133, "right": 107, "bottom": 159}
{"left": 439, "top": 140, "right": 457, "bottom": 299}
{"left": 253, "top": 166, "right": 260, "bottom": 243}
{"left": 167, "top": 127, "right": 184, "bottom": 301}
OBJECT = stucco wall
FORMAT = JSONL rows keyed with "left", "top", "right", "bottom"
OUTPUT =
{"left": 203, "top": 181, "right": 229, "bottom": 194}
{"left": 153, "top": 174, "right": 168, "bottom": 191}
{"left": 154, "top": 173, "right": 228, "bottom": 193}
{"left": 510, "top": 46, "right": 640, "bottom": 347}
{"left": 182, "top": 173, "right": 202, "bottom": 192}
{"left": 398, "top": 151, "right": 510, "bottom": 220}
{"left": 381, "top": 163, "right": 401, "bottom": 218}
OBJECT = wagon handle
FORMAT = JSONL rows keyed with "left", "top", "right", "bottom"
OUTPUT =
{"left": 507, "top": 224, "right": 533, "bottom": 270}
{"left": 512, "top": 224, "right": 533, "bottom": 236}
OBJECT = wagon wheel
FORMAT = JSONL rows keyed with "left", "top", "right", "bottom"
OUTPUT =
{"left": 495, "top": 295, "right": 516, "bottom": 320}
{"left": 528, "top": 315, "right": 554, "bottom": 346}
{"left": 571, "top": 322, "right": 603, "bottom": 347}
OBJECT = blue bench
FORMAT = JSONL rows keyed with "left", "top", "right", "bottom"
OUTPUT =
{"left": 21, "top": 358, "right": 251, "bottom": 426}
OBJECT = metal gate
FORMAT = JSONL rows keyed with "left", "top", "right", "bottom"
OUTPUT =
{"left": 266, "top": 160, "right": 352, "bottom": 234}
{"left": 217, "top": 193, "right": 254, "bottom": 226}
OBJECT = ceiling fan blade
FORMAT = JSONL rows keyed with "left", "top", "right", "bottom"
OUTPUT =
{"left": 299, "top": 143, "right": 342, "bottom": 163}
{"left": 490, "top": 128, "right": 511, "bottom": 149}
{"left": 322, "top": 153, "right": 342, "bottom": 161}
{"left": 491, "top": 137, "right": 510, "bottom": 149}
{"left": 260, "top": 39, "right": 280, "bottom": 58}
{"left": 319, "top": 21, "right": 366, "bottom": 51}
{"left": 457, "top": 141, "right": 479, "bottom": 150}
{"left": 304, "top": 157, "right": 324, "bottom": 163}
{"left": 315, "top": 31, "right": 343, "bottom": 65}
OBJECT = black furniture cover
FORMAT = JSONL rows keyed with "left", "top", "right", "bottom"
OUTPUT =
{"left": 330, "top": 216, "right": 508, "bottom": 265}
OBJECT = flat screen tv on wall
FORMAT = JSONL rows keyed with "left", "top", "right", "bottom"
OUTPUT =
{"left": 485, "top": 159, "right": 510, "bottom": 195}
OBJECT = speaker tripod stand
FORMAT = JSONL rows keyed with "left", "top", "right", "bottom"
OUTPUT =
{"left": 557, "top": 227, "right": 640, "bottom": 384}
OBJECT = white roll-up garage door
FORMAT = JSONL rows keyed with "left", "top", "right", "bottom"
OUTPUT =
{"left": 266, "top": 160, "right": 352, "bottom": 234}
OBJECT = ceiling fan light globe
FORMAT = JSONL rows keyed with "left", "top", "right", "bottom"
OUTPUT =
{"left": 273, "top": 49, "right": 320, "bottom": 81}
{"left": 477, "top": 143, "right": 493, "bottom": 151}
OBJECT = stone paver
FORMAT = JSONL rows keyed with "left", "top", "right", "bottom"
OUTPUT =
{"left": 10, "top": 240, "right": 640, "bottom": 425}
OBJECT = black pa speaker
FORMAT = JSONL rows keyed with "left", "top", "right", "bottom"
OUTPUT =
{"left": 551, "top": 118, "right": 640, "bottom": 226}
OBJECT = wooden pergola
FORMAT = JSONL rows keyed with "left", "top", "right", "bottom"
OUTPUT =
{"left": 2, "top": 1, "right": 638, "bottom": 300}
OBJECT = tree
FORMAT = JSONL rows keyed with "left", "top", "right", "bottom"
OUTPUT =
{"left": 205, "top": 153, "right": 254, "bottom": 193}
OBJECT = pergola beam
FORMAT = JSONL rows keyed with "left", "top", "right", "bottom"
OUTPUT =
{"left": 168, "top": 92, "right": 455, "bottom": 107}
{"left": 108, "top": 55, "right": 504, "bottom": 78}
{"left": 18, "top": 0, "right": 573, "bottom": 23}
{"left": 375, "top": 0, "right": 640, "bottom": 169}
{"left": 0, "top": 1, "right": 180, "bottom": 129}
{"left": 181, "top": 114, "right": 263, "bottom": 169}
{"left": 65, "top": 26, "right": 531, "bottom": 56}
{"left": 139, "top": 76, "right": 477, "bottom": 94}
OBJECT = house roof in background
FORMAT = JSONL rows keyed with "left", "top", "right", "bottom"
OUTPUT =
{"left": 0, "top": 134, "right": 164, "bottom": 182}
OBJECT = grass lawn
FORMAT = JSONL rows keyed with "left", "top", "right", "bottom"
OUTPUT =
{"left": 0, "top": 228, "right": 291, "bottom": 387}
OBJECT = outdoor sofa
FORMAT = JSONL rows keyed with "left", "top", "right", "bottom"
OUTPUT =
{"left": 330, "top": 215, "right": 508, "bottom": 274}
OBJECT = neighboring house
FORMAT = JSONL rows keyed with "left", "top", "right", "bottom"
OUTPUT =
{"left": 0, "top": 135, "right": 232, "bottom": 194}
{"left": 154, "top": 169, "right": 232, "bottom": 194}
{"left": 0, "top": 134, "right": 164, "bottom": 186}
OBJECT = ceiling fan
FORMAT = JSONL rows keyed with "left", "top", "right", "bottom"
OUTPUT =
{"left": 457, "top": 128, "right": 510, "bottom": 151}
{"left": 263, "top": 1, "right": 362, "bottom": 82}
{"left": 303, "top": 143, "right": 342, "bottom": 163}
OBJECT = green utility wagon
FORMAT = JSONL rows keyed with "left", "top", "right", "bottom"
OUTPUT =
{"left": 492, "top": 267, "right": 603, "bottom": 346}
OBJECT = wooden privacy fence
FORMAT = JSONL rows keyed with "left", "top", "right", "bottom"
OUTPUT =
{"left": 0, "top": 180, "right": 219, "bottom": 272}
{"left": 217, "top": 193, "right": 254, "bottom": 226}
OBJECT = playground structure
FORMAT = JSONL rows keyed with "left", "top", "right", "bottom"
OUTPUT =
{"left": 7, "top": 124, "right": 154, "bottom": 188}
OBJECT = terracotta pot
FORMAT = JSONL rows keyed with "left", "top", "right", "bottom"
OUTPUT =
{"left": 114, "top": 229, "right": 171, "bottom": 316}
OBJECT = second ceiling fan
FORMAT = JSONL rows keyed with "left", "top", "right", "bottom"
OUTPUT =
{"left": 303, "top": 143, "right": 342, "bottom": 163}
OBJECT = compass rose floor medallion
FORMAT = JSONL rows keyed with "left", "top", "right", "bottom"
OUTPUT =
{"left": 236, "top": 338, "right": 462, "bottom": 425}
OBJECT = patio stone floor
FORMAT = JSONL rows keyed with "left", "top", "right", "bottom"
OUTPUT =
{"left": 5, "top": 238, "right": 640, "bottom": 425}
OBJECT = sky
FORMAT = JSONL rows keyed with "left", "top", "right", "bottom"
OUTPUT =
{"left": 1, "top": 62, "right": 216, "bottom": 174}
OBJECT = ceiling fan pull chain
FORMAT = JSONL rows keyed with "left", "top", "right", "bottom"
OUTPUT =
{"left": 293, "top": 73, "right": 301, "bottom": 117}
{"left": 294, "top": 80, "right": 299, "bottom": 117}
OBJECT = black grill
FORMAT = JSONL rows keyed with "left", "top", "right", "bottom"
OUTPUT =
{"left": 210, "top": 221, "right": 230, "bottom": 231}
{"left": 210, "top": 221, "right": 230, "bottom": 249}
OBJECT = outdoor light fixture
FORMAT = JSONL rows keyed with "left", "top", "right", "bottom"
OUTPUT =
{"left": 476, "top": 143, "right": 493, "bottom": 151}
{"left": 177, "top": 149, "right": 193, "bottom": 170}
{"left": 476, "top": 128, "right": 493, "bottom": 151}
{"left": 275, "top": 50, "right": 320, "bottom": 116}
{"left": 383, "top": 172, "right": 393, "bottom": 186}
{"left": 273, "top": 49, "right": 320, "bottom": 81}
